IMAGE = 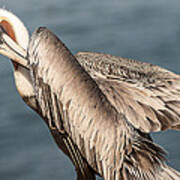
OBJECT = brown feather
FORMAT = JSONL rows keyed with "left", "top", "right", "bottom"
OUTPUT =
{"left": 76, "top": 52, "right": 180, "bottom": 133}
{"left": 27, "top": 28, "right": 180, "bottom": 179}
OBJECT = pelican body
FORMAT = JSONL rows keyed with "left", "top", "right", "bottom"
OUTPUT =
{"left": 0, "top": 9, "right": 180, "bottom": 180}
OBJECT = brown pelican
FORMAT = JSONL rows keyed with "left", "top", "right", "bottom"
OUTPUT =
{"left": 0, "top": 9, "right": 180, "bottom": 180}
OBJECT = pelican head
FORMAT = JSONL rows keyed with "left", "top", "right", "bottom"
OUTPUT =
{"left": 0, "top": 9, "right": 35, "bottom": 108}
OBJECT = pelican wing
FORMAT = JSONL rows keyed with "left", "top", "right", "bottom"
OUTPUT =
{"left": 27, "top": 28, "right": 180, "bottom": 179}
{"left": 76, "top": 52, "right": 180, "bottom": 133}
{"left": 27, "top": 27, "right": 128, "bottom": 177}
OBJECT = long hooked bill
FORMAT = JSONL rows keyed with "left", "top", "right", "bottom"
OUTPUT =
{"left": 0, "top": 25, "right": 28, "bottom": 68}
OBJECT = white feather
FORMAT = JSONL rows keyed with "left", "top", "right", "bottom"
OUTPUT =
{"left": 0, "top": 8, "right": 29, "bottom": 49}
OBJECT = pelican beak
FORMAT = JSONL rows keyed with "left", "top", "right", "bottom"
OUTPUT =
{"left": 0, "top": 25, "right": 28, "bottom": 69}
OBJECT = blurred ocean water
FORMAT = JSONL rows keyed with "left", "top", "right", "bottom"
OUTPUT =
{"left": 0, "top": 0, "right": 179, "bottom": 179}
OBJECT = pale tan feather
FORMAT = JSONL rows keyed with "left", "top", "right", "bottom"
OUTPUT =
{"left": 76, "top": 52, "right": 180, "bottom": 133}
{"left": 27, "top": 28, "right": 180, "bottom": 179}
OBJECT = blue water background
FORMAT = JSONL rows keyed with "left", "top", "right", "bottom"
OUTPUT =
{"left": 0, "top": 0, "right": 179, "bottom": 179}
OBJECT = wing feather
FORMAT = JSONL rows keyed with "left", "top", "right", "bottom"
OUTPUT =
{"left": 76, "top": 52, "right": 180, "bottom": 132}
{"left": 27, "top": 28, "right": 180, "bottom": 179}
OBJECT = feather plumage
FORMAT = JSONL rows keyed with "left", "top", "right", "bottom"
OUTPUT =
{"left": 26, "top": 27, "right": 180, "bottom": 179}
{"left": 76, "top": 52, "right": 180, "bottom": 133}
